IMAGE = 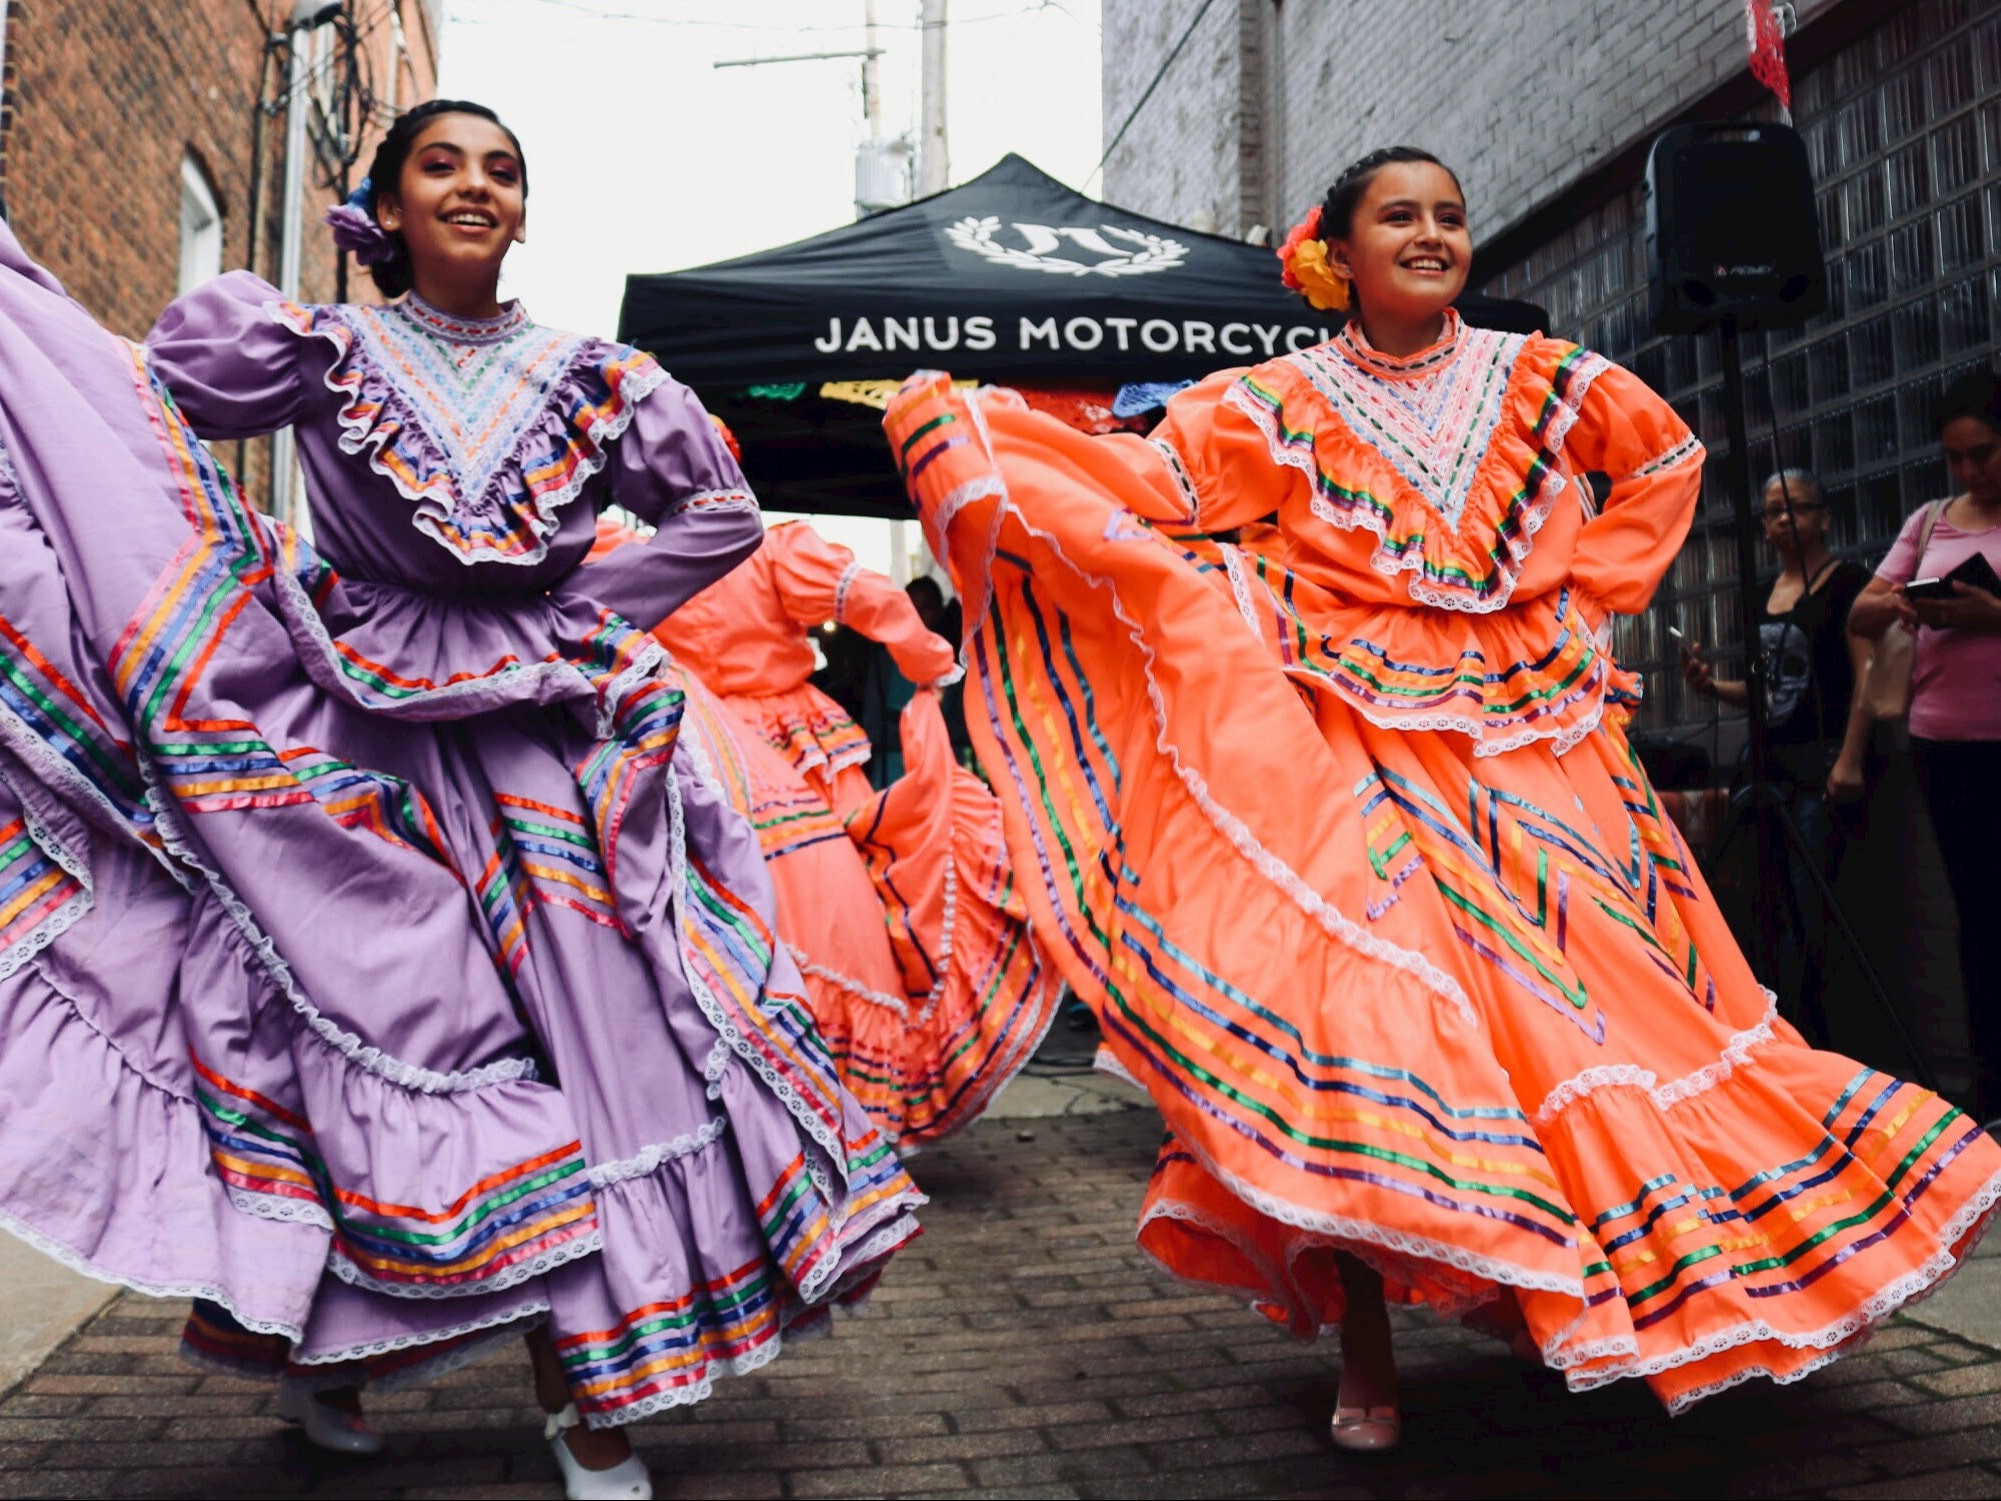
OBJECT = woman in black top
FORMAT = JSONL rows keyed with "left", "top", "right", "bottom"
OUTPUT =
{"left": 1680, "top": 469, "right": 1870, "bottom": 1040}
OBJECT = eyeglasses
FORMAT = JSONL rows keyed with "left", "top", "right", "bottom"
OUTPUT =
{"left": 1760, "top": 502, "right": 1825, "bottom": 521}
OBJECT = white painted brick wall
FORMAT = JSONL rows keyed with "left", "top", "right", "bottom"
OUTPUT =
{"left": 1104, "top": 0, "right": 1840, "bottom": 241}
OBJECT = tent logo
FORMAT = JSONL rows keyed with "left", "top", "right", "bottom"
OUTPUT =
{"left": 943, "top": 216, "right": 1187, "bottom": 278}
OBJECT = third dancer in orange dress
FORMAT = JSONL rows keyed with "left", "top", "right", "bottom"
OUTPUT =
{"left": 597, "top": 512, "right": 1060, "bottom": 1148}
{"left": 885, "top": 147, "right": 2001, "bottom": 1448}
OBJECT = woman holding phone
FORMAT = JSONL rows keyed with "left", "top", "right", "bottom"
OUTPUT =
{"left": 1850, "top": 367, "right": 2001, "bottom": 1120}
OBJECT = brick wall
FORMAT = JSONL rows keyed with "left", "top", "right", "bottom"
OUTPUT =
{"left": 1104, "top": 0, "right": 1842, "bottom": 240}
{"left": 0, "top": 1, "right": 436, "bottom": 504}
{"left": 1101, "top": 0, "right": 1243, "bottom": 234}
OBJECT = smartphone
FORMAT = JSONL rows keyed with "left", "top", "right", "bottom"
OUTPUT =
{"left": 1908, "top": 551, "right": 2001, "bottom": 602}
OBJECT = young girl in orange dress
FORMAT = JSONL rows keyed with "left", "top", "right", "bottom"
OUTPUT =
{"left": 594, "top": 513, "right": 1059, "bottom": 1147}
{"left": 884, "top": 146, "right": 2001, "bottom": 1449}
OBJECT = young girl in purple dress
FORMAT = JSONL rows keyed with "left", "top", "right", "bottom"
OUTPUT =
{"left": 0, "top": 100, "right": 921, "bottom": 1499}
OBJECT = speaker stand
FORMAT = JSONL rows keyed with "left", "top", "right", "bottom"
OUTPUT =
{"left": 1712, "top": 317, "right": 1940, "bottom": 1092}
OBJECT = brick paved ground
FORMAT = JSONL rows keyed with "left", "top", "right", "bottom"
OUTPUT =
{"left": 3, "top": 1107, "right": 2001, "bottom": 1500}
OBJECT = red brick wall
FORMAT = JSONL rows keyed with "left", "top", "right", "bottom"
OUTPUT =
{"left": 0, "top": 0, "right": 436, "bottom": 503}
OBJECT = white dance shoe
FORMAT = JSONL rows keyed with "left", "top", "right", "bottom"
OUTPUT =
{"left": 274, "top": 1379, "right": 385, "bottom": 1456}
{"left": 545, "top": 1403, "right": 653, "bottom": 1500}
{"left": 1329, "top": 1403, "right": 1402, "bottom": 1452}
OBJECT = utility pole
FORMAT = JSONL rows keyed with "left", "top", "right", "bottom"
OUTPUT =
{"left": 270, "top": 21, "right": 313, "bottom": 528}
{"left": 862, "top": 0, "right": 883, "bottom": 138}
{"left": 917, "top": 0, "right": 949, "bottom": 195}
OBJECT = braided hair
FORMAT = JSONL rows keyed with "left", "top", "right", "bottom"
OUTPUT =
{"left": 1317, "top": 146, "right": 1461, "bottom": 242}
{"left": 357, "top": 99, "right": 528, "bottom": 298}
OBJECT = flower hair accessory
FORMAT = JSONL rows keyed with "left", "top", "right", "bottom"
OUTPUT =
{"left": 1276, "top": 205, "right": 1350, "bottom": 313}
{"left": 324, "top": 178, "right": 404, "bottom": 267}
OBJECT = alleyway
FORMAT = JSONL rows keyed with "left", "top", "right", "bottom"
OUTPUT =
{"left": 2, "top": 1092, "right": 1999, "bottom": 1499}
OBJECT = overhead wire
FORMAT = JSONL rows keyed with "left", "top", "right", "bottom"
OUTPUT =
{"left": 452, "top": 0, "right": 1097, "bottom": 33}
{"left": 1086, "top": 0, "right": 1215, "bottom": 190}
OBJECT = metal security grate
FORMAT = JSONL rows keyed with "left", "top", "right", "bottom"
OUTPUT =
{"left": 1481, "top": 0, "right": 2001, "bottom": 735}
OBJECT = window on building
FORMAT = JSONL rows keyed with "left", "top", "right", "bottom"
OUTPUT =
{"left": 178, "top": 154, "right": 222, "bottom": 296}
{"left": 1481, "top": 0, "right": 2001, "bottom": 735}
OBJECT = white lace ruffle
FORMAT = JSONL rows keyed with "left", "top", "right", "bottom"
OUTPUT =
{"left": 788, "top": 945, "right": 910, "bottom": 1020}
{"left": 326, "top": 1224, "right": 604, "bottom": 1301}
{"left": 663, "top": 754, "right": 848, "bottom": 1182}
{"left": 0, "top": 1203, "right": 303, "bottom": 1341}
{"left": 287, "top": 1294, "right": 551, "bottom": 1367}
{"left": 268, "top": 300, "right": 672, "bottom": 569}
{"left": 225, "top": 1187, "right": 334, "bottom": 1231}
{"left": 1226, "top": 350, "right": 1612, "bottom": 620}
{"left": 1219, "top": 546, "right": 1264, "bottom": 640}
{"left": 661, "top": 487, "right": 758, "bottom": 520}
{"left": 1563, "top": 1164, "right": 2001, "bottom": 1414}
{"left": 265, "top": 553, "right": 605, "bottom": 723}
{"left": 1535, "top": 995, "right": 1782, "bottom": 1123}
{"left": 832, "top": 561, "right": 863, "bottom": 624}
{"left": 137, "top": 757, "right": 540, "bottom": 1097}
{"left": 1145, "top": 436, "right": 1203, "bottom": 525}
{"left": 577, "top": 1321, "right": 786, "bottom": 1429}
{"left": 588, "top": 1118, "right": 729, "bottom": 1187}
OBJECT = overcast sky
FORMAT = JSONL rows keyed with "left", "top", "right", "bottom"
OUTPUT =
{"left": 439, "top": 0, "right": 1102, "bottom": 568}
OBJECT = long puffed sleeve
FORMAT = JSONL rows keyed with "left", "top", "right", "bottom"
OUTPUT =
{"left": 144, "top": 271, "right": 306, "bottom": 439}
{"left": 1559, "top": 360, "right": 1704, "bottom": 622}
{"left": 766, "top": 524, "right": 957, "bottom": 686}
{"left": 885, "top": 370, "right": 1263, "bottom": 539}
{"left": 1126, "top": 366, "right": 1291, "bottom": 534}
{"left": 579, "top": 374, "right": 764, "bottom": 631}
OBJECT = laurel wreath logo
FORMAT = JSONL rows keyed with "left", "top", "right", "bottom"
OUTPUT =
{"left": 942, "top": 217, "right": 1187, "bottom": 277}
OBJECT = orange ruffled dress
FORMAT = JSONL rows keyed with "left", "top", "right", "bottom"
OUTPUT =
{"left": 615, "top": 521, "right": 1060, "bottom": 1146}
{"left": 885, "top": 311, "right": 2001, "bottom": 1410}
{"left": 657, "top": 520, "right": 954, "bottom": 812}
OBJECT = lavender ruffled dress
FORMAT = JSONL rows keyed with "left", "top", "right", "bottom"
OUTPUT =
{"left": 0, "top": 225, "right": 922, "bottom": 1426}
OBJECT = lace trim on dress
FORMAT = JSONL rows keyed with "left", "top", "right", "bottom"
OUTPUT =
{"left": 266, "top": 299, "right": 672, "bottom": 569}
{"left": 1225, "top": 348, "right": 1611, "bottom": 616}
{"left": 920, "top": 473, "right": 1007, "bottom": 643}
{"left": 787, "top": 944, "right": 910, "bottom": 1020}
{"left": 138, "top": 758, "right": 540, "bottom": 1097}
{"left": 662, "top": 487, "right": 758, "bottom": 520}
{"left": 0, "top": 765, "right": 94, "bottom": 983}
{"left": 225, "top": 1187, "right": 335, "bottom": 1231}
{"left": 958, "top": 390, "right": 1483, "bottom": 1034}
{"left": 662, "top": 748, "right": 849, "bottom": 1178}
{"left": 1219, "top": 546, "right": 1265, "bottom": 641}
{"left": 1563, "top": 1165, "right": 2001, "bottom": 1414}
{"left": 1533, "top": 995, "right": 1781, "bottom": 1122}
{"left": 288, "top": 1294, "right": 550, "bottom": 1367}
{"left": 1146, "top": 436, "right": 1203, "bottom": 525}
{"left": 1139, "top": 1130, "right": 1583, "bottom": 1310}
{"left": 328, "top": 1224, "right": 604, "bottom": 1301}
{"left": 587, "top": 1118, "right": 730, "bottom": 1187}
{"left": 0, "top": 1203, "right": 303, "bottom": 1341}
{"left": 832, "top": 561, "right": 863, "bottom": 624}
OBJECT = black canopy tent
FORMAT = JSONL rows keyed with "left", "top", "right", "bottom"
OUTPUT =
{"left": 618, "top": 155, "right": 1545, "bottom": 519}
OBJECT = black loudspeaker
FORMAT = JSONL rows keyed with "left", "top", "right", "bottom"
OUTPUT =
{"left": 1645, "top": 123, "right": 1827, "bottom": 335}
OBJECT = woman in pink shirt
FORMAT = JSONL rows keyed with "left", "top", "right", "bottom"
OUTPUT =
{"left": 1851, "top": 367, "right": 2001, "bottom": 1118}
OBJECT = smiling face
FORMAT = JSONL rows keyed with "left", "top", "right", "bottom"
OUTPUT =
{"left": 373, "top": 113, "right": 526, "bottom": 293}
{"left": 1325, "top": 161, "right": 1471, "bottom": 328}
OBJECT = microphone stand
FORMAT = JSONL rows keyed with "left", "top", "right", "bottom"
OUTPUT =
{"left": 1714, "top": 315, "right": 1938, "bottom": 1091}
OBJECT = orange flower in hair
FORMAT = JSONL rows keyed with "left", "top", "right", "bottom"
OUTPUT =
{"left": 1276, "top": 206, "right": 1351, "bottom": 313}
